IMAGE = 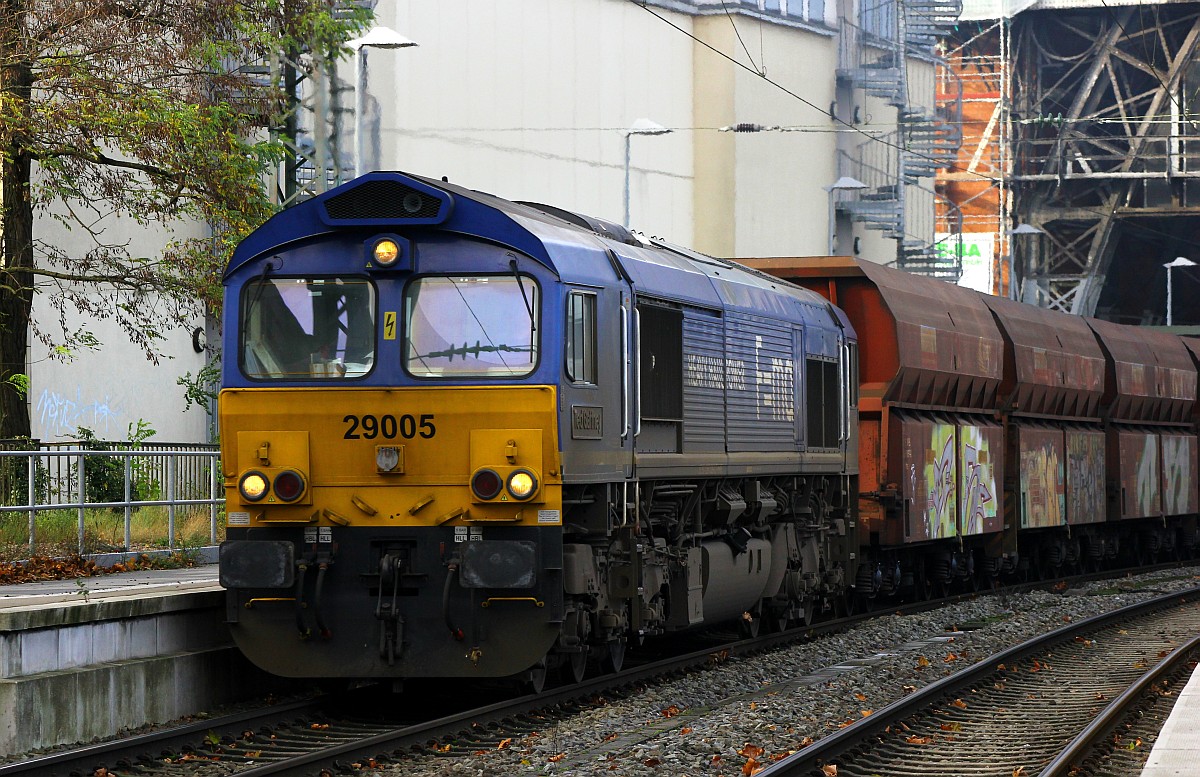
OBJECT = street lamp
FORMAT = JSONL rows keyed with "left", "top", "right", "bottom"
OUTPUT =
{"left": 623, "top": 118, "right": 672, "bottom": 228}
{"left": 347, "top": 26, "right": 418, "bottom": 178}
{"left": 1006, "top": 223, "right": 1043, "bottom": 300}
{"left": 823, "top": 176, "right": 867, "bottom": 255}
{"left": 1163, "top": 256, "right": 1196, "bottom": 326}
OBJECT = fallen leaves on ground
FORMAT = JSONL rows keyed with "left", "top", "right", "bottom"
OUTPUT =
{"left": 0, "top": 552, "right": 200, "bottom": 585}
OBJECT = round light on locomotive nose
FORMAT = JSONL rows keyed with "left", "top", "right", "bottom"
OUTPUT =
{"left": 376, "top": 445, "right": 401, "bottom": 472}
{"left": 239, "top": 471, "right": 268, "bottom": 502}
{"left": 471, "top": 469, "right": 503, "bottom": 500}
{"left": 373, "top": 239, "right": 400, "bottom": 267}
{"left": 272, "top": 469, "right": 306, "bottom": 502}
{"left": 506, "top": 470, "right": 538, "bottom": 500}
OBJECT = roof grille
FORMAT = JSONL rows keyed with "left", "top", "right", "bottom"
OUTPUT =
{"left": 323, "top": 180, "right": 445, "bottom": 221}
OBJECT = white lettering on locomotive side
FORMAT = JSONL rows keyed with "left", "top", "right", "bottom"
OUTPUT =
{"left": 727, "top": 358, "right": 746, "bottom": 391}
{"left": 760, "top": 356, "right": 795, "bottom": 422}
{"left": 684, "top": 353, "right": 725, "bottom": 390}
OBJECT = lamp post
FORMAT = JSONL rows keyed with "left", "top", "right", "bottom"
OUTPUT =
{"left": 1163, "top": 257, "right": 1196, "bottom": 326}
{"left": 823, "top": 176, "right": 866, "bottom": 255}
{"left": 623, "top": 118, "right": 672, "bottom": 228}
{"left": 1006, "top": 222, "right": 1043, "bottom": 300}
{"left": 347, "top": 26, "right": 418, "bottom": 178}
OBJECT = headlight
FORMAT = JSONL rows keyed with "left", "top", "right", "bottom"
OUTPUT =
{"left": 373, "top": 238, "right": 400, "bottom": 267}
{"left": 376, "top": 445, "right": 402, "bottom": 473}
{"left": 239, "top": 471, "right": 268, "bottom": 502}
{"left": 506, "top": 470, "right": 538, "bottom": 500}
{"left": 471, "top": 469, "right": 503, "bottom": 500}
{"left": 272, "top": 469, "right": 306, "bottom": 502}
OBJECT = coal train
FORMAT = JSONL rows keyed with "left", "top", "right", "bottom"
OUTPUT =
{"left": 218, "top": 171, "right": 1198, "bottom": 688}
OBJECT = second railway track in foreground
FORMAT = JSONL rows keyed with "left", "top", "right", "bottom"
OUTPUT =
{"left": 759, "top": 587, "right": 1200, "bottom": 776}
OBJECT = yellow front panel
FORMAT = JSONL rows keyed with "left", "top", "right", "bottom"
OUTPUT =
{"left": 220, "top": 386, "right": 561, "bottom": 527}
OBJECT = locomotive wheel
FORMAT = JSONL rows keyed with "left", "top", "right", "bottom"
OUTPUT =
{"left": 738, "top": 608, "right": 761, "bottom": 638}
{"left": 563, "top": 647, "right": 588, "bottom": 684}
{"left": 523, "top": 657, "right": 549, "bottom": 694}
{"left": 771, "top": 610, "right": 790, "bottom": 633}
{"left": 599, "top": 639, "right": 626, "bottom": 674}
{"left": 799, "top": 598, "right": 815, "bottom": 627}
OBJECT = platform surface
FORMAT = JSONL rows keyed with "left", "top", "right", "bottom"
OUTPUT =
{"left": 1142, "top": 661, "right": 1200, "bottom": 776}
{"left": 0, "top": 562, "right": 221, "bottom": 610}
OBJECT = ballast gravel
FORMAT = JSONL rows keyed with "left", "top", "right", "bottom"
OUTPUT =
{"left": 376, "top": 568, "right": 1200, "bottom": 777}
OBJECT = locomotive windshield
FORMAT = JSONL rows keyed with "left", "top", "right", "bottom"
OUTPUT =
{"left": 240, "top": 277, "right": 376, "bottom": 380}
{"left": 404, "top": 275, "right": 539, "bottom": 377}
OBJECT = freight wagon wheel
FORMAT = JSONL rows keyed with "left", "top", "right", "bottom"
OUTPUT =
{"left": 911, "top": 569, "right": 934, "bottom": 602}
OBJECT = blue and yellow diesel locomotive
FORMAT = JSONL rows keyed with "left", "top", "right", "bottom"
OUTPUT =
{"left": 218, "top": 172, "right": 861, "bottom": 686}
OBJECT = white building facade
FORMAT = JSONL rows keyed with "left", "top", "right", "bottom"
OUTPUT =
{"left": 25, "top": 0, "right": 947, "bottom": 444}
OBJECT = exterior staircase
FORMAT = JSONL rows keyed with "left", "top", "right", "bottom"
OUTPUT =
{"left": 835, "top": 0, "right": 964, "bottom": 279}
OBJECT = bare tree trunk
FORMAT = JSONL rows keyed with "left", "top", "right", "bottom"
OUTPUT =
{"left": 0, "top": 0, "right": 35, "bottom": 440}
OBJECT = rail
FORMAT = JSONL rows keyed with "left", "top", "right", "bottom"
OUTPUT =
{"left": 0, "top": 448, "right": 222, "bottom": 556}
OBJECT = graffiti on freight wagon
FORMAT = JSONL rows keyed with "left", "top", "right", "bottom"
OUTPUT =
{"left": 1162, "top": 435, "right": 1196, "bottom": 516}
{"left": 959, "top": 425, "right": 996, "bottom": 536}
{"left": 1066, "top": 431, "right": 1105, "bottom": 523}
{"left": 924, "top": 423, "right": 957, "bottom": 541}
{"left": 1020, "top": 431, "right": 1065, "bottom": 528}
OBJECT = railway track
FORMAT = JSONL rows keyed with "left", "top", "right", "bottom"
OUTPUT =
{"left": 4, "top": 571, "right": 1196, "bottom": 776}
{"left": 0, "top": 614, "right": 849, "bottom": 777}
{"left": 756, "top": 586, "right": 1200, "bottom": 776}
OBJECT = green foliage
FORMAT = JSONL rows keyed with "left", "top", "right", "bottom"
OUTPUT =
{"left": 0, "top": 437, "right": 48, "bottom": 506}
{"left": 2, "top": 373, "right": 29, "bottom": 399}
{"left": 0, "top": 1, "right": 373, "bottom": 438}
{"left": 75, "top": 421, "right": 157, "bottom": 509}
{"left": 178, "top": 360, "right": 222, "bottom": 413}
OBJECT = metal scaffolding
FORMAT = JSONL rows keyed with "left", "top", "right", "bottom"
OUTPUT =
{"left": 1011, "top": 4, "right": 1200, "bottom": 321}
{"left": 941, "top": 2, "right": 1200, "bottom": 320}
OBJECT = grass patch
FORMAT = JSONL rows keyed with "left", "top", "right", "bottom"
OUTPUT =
{"left": 0, "top": 506, "right": 224, "bottom": 563}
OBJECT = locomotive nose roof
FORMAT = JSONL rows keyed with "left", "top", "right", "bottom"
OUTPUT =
{"left": 225, "top": 171, "right": 850, "bottom": 334}
{"left": 225, "top": 171, "right": 563, "bottom": 279}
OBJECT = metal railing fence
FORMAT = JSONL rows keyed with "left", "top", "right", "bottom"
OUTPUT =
{"left": 0, "top": 448, "right": 222, "bottom": 556}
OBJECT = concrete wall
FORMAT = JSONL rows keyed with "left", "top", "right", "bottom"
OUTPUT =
{"left": 359, "top": 0, "right": 840, "bottom": 258}
{"left": 27, "top": 215, "right": 212, "bottom": 445}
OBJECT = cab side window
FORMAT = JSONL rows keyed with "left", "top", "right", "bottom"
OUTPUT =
{"left": 566, "top": 291, "right": 597, "bottom": 384}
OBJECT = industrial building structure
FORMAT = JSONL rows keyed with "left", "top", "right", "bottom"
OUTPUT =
{"left": 937, "top": 0, "right": 1200, "bottom": 325}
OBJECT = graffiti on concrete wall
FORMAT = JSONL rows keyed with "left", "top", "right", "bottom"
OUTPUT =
{"left": 36, "top": 386, "right": 126, "bottom": 438}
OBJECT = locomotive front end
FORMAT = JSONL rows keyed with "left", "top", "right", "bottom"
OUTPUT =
{"left": 218, "top": 175, "right": 566, "bottom": 681}
{"left": 220, "top": 385, "right": 563, "bottom": 679}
